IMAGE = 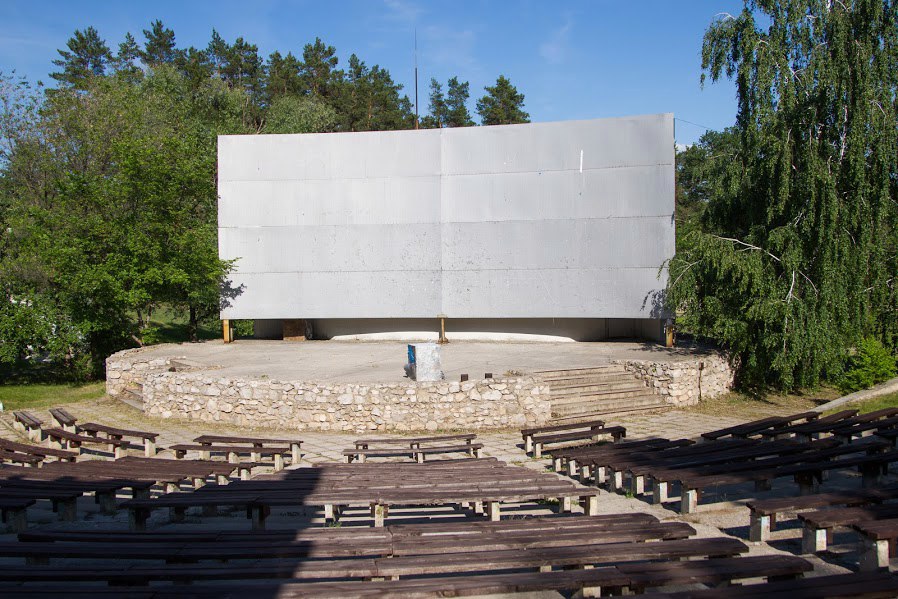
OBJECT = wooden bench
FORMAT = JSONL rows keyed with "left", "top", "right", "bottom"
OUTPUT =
{"left": 48, "top": 407, "right": 77, "bottom": 432}
{"left": 521, "top": 419, "right": 605, "bottom": 453}
{"left": 0, "top": 439, "right": 78, "bottom": 463}
{"left": 701, "top": 411, "right": 820, "bottom": 441}
{"left": 79, "top": 423, "right": 159, "bottom": 457}
{"left": 12, "top": 412, "right": 43, "bottom": 442}
{"left": 531, "top": 426, "right": 626, "bottom": 459}
{"left": 747, "top": 484, "right": 898, "bottom": 541}
{"left": 354, "top": 433, "right": 476, "bottom": 449}
{"left": 675, "top": 443, "right": 898, "bottom": 514}
{"left": 853, "top": 518, "right": 898, "bottom": 571}
{"left": 552, "top": 438, "right": 694, "bottom": 481}
{"left": 638, "top": 571, "right": 898, "bottom": 598}
{"left": 43, "top": 428, "right": 127, "bottom": 458}
{"left": 798, "top": 503, "right": 898, "bottom": 554}
{"left": 194, "top": 435, "right": 302, "bottom": 464}
{"left": 758, "top": 409, "right": 858, "bottom": 441}
{"left": 343, "top": 442, "right": 484, "bottom": 463}
{"left": 169, "top": 444, "right": 288, "bottom": 471}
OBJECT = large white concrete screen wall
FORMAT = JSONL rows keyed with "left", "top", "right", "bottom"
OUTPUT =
{"left": 218, "top": 114, "right": 675, "bottom": 331}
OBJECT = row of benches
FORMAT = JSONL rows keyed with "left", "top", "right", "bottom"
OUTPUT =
{"left": 0, "top": 512, "right": 858, "bottom": 597}
{"left": 12, "top": 408, "right": 160, "bottom": 458}
{"left": 122, "top": 457, "right": 602, "bottom": 530}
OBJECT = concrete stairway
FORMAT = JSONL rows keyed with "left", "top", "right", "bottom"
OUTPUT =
{"left": 117, "top": 383, "right": 145, "bottom": 411}
{"left": 535, "top": 364, "right": 670, "bottom": 421}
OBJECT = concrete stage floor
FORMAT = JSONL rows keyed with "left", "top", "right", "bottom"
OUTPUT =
{"left": 135, "top": 340, "right": 713, "bottom": 383}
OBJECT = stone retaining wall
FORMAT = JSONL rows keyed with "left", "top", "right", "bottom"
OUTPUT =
{"left": 140, "top": 373, "right": 551, "bottom": 432}
{"left": 613, "top": 353, "right": 734, "bottom": 407}
{"left": 105, "top": 348, "right": 182, "bottom": 398}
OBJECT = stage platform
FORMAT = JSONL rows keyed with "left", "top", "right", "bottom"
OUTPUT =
{"left": 116, "top": 340, "right": 709, "bottom": 384}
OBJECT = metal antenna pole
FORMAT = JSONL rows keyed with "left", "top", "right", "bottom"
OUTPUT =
{"left": 414, "top": 29, "right": 419, "bottom": 129}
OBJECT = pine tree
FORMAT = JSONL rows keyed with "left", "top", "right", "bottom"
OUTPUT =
{"left": 445, "top": 76, "right": 474, "bottom": 127}
{"left": 50, "top": 27, "right": 112, "bottom": 88}
{"left": 475, "top": 75, "right": 529, "bottom": 125}
{"left": 421, "top": 78, "right": 447, "bottom": 128}
{"left": 112, "top": 32, "right": 142, "bottom": 80}
{"left": 299, "top": 37, "right": 339, "bottom": 98}
{"left": 141, "top": 20, "right": 179, "bottom": 67}
{"left": 265, "top": 51, "right": 303, "bottom": 101}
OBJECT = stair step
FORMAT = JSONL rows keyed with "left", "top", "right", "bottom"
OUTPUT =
{"left": 551, "top": 388, "right": 653, "bottom": 404}
{"left": 551, "top": 395, "right": 665, "bottom": 416}
{"left": 551, "top": 402, "right": 671, "bottom": 422}
{"left": 117, "top": 389, "right": 144, "bottom": 412}
{"left": 550, "top": 382, "right": 648, "bottom": 398}
{"left": 535, "top": 365, "right": 626, "bottom": 378}
{"left": 547, "top": 374, "right": 641, "bottom": 388}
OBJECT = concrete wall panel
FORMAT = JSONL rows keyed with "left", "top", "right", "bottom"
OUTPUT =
{"left": 219, "top": 114, "right": 674, "bottom": 322}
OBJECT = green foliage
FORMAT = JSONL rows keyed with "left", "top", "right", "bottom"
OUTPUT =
{"left": 264, "top": 95, "right": 337, "bottom": 134}
{"left": 476, "top": 75, "right": 529, "bottom": 126}
{"left": 422, "top": 76, "right": 474, "bottom": 128}
{"left": 839, "top": 337, "right": 897, "bottom": 394}
{"left": 233, "top": 320, "right": 255, "bottom": 338}
{"left": 668, "top": 1, "right": 898, "bottom": 389}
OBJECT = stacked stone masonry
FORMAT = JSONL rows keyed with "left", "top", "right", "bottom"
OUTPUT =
{"left": 105, "top": 347, "right": 733, "bottom": 431}
{"left": 613, "top": 354, "right": 734, "bottom": 407}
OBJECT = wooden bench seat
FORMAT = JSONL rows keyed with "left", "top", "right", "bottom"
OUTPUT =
{"left": 354, "top": 433, "right": 476, "bottom": 449}
{"left": 0, "top": 450, "right": 43, "bottom": 466}
{"left": 12, "top": 411, "right": 43, "bottom": 441}
{"left": 831, "top": 414, "right": 898, "bottom": 444}
{"left": 343, "top": 442, "right": 484, "bottom": 463}
{"left": 553, "top": 438, "right": 695, "bottom": 479}
{"left": 169, "top": 444, "right": 288, "bottom": 470}
{"left": 675, "top": 443, "right": 898, "bottom": 513}
{"left": 616, "top": 554, "right": 813, "bottom": 594}
{"left": 638, "top": 571, "right": 898, "bottom": 598}
{"left": 48, "top": 408, "right": 77, "bottom": 432}
{"left": 531, "top": 426, "right": 626, "bottom": 458}
{"left": 43, "top": 428, "right": 127, "bottom": 458}
{"left": 747, "top": 484, "right": 898, "bottom": 541}
{"left": 79, "top": 423, "right": 159, "bottom": 456}
{"left": 0, "top": 439, "right": 78, "bottom": 463}
{"left": 521, "top": 419, "right": 606, "bottom": 453}
{"left": 799, "top": 503, "right": 898, "bottom": 553}
{"left": 758, "top": 409, "right": 858, "bottom": 440}
{"left": 194, "top": 435, "right": 302, "bottom": 464}
{"left": 701, "top": 411, "right": 820, "bottom": 441}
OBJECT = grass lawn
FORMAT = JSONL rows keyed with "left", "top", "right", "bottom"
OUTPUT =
{"left": 685, "top": 387, "right": 839, "bottom": 420}
{"left": 0, "top": 382, "right": 106, "bottom": 412}
{"left": 825, "top": 392, "right": 898, "bottom": 415}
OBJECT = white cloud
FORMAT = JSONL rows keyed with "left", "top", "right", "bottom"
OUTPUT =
{"left": 382, "top": 0, "right": 423, "bottom": 23}
{"left": 539, "top": 12, "right": 574, "bottom": 64}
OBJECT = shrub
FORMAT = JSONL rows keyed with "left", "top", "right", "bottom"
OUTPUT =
{"left": 838, "top": 337, "right": 897, "bottom": 394}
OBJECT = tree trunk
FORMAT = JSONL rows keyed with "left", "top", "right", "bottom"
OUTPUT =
{"left": 188, "top": 304, "right": 198, "bottom": 343}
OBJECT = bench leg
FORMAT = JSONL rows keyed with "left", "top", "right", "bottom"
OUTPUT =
{"left": 609, "top": 469, "right": 624, "bottom": 493}
{"left": 129, "top": 508, "right": 148, "bottom": 531}
{"left": 192, "top": 477, "right": 206, "bottom": 490}
{"left": 144, "top": 439, "right": 156, "bottom": 457}
{"left": 113, "top": 445, "right": 125, "bottom": 459}
{"left": 474, "top": 501, "right": 484, "bottom": 515}
{"left": 652, "top": 479, "right": 668, "bottom": 505}
{"left": 164, "top": 482, "right": 179, "bottom": 494}
{"left": 749, "top": 512, "right": 771, "bottom": 542}
{"left": 754, "top": 479, "right": 772, "bottom": 492}
{"left": 862, "top": 463, "right": 883, "bottom": 488}
{"left": 795, "top": 473, "right": 819, "bottom": 495}
{"left": 580, "top": 465, "right": 591, "bottom": 480}
{"left": 239, "top": 466, "right": 251, "bottom": 481}
{"left": 199, "top": 449, "right": 211, "bottom": 460}
{"left": 133, "top": 487, "right": 151, "bottom": 500}
{"left": 574, "top": 585, "right": 603, "bottom": 599}
{"left": 680, "top": 488, "right": 698, "bottom": 514}
{"left": 801, "top": 524, "right": 828, "bottom": 554}
{"left": 524, "top": 435, "right": 533, "bottom": 454}
{"left": 170, "top": 506, "right": 186, "bottom": 523}
{"left": 533, "top": 443, "right": 543, "bottom": 459}
{"left": 227, "top": 451, "right": 239, "bottom": 464}
{"left": 859, "top": 538, "right": 891, "bottom": 571}
{"left": 567, "top": 459, "right": 578, "bottom": 478}
{"left": 291, "top": 443, "right": 301, "bottom": 464}
{"left": 324, "top": 504, "right": 337, "bottom": 523}
{"left": 415, "top": 451, "right": 424, "bottom": 464}
{"left": 57, "top": 499, "right": 77, "bottom": 522}
{"left": 560, "top": 496, "right": 572, "bottom": 513}
{"left": 4, "top": 508, "right": 27, "bottom": 533}
{"left": 96, "top": 491, "right": 117, "bottom": 515}
{"left": 251, "top": 450, "right": 261, "bottom": 463}
{"left": 250, "top": 505, "right": 269, "bottom": 531}
{"left": 553, "top": 457, "right": 563, "bottom": 472}
{"left": 581, "top": 495, "right": 599, "bottom": 516}
{"left": 593, "top": 465, "right": 606, "bottom": 486}
{"left": 371, "top": 503, "right": 386, "bottom": 527}
{"left": 216, "top": 474, "right": 229, "bottom": 485}
{"left": 274, "top": 453, "right": 284, "bottom": 472}
{"left": 630, "top": 474, "right": 645, "bottom": 496}
{"left": 474, "top": 447, "right": 483, "bottom": 458}
{"left": 487, "top": 501, "right": 501, "bottom": 522}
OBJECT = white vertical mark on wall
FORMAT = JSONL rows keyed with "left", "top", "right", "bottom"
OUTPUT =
{"left": 579, "top": 149, "right": 584, "bottom": 173}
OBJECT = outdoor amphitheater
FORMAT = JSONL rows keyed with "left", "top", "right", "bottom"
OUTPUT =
{"left": 0, "top": 116, "right": 895, "bottom": 597}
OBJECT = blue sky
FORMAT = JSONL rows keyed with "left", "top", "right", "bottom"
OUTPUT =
{"left": 0, "top": 0, "right": 744, "bottom": 144}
